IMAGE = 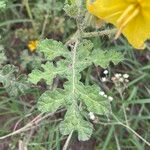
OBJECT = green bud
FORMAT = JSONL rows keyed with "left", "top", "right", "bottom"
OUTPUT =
{"left": 63, "top": 4, "right": 79, "bottom": 18}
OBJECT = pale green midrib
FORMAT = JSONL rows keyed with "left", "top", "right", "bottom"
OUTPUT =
{"left": 72, "top": 41, "right": 79, "bottom": 102}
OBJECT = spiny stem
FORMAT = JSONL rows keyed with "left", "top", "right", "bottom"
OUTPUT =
{"left": 82, "top": 29, "right": 117, "bottom": 38}
{"left": 72, "top": 40, "right": 79, "bottom": 98}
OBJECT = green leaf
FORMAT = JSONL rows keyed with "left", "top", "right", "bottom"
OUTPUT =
{"left": 91, "top": 49, "right": 124, "bottom": 68}
{"left": 28, "top": 61, "right": 67, "bottom": 84}
{"left": 77, "top": 84, "right": 111, "bottom": 115}
{"left": 0, "top": 0, "right": 6, "bottom": 9}
{"left": 20, "top": 51, "right": 43, "bottom": 69}
{"left": 64, "top": 4, "right": 79, "bottom": 18}
{"left": 0, "top": 65, "right": 28, "bottom": 97}
{"left": 75, "top": 40, "right": 94, "bottom": 72}
{"left": 29, "top": 39, "right": 123, "bottom": 141}
{"left": 38, "top": 39, "right": 68, "bottom": 60}
{"left": 59, "top": 104, "right": 93, "bottom": 141}
{"left": 38, "top": 89, "right": 66, "bottom": 113}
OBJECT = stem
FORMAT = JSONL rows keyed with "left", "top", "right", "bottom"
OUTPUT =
{"left": 72, "top": 40, "right": 79, "bottom": 98}
{"left": 62, "top": 131, "right": 73, "bottom": 150}
{"left": 81, "top": 29, "right": 117, "bottom": 38}
{"left": 114, "top": 132, "right": 121, "bottom": 150}
{"left": 119, "top": 91, "right": 129, "bottom": 126}
{"left": 23, "top": 0, "right": 36, "bottom": 31}
{"left": 112, "top": 113, "right": 150, "bottom": 147}
{"left": 40, "top": 14, "right": 49, "bottom": 39}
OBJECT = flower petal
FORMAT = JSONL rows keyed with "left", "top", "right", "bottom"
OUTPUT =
{"left": 122, "top": 7, "right": 150, "bottom": 49}
{"left": 87, "top": 0, "right": 150, "bottom": 49}
{"left": 87, "top": 0, "right": 129, "bottom": 25}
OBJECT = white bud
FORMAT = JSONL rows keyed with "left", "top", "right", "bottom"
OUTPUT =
{"left": 102, "top": 77, "right": 107, "bottom": 82}
{"left": 125, "top": 79, "right": 129, "bottom": 83}
{"left": 115, "top": 73, "right": 121, "bottom": 78}
{"left": 89, "top": 112, "right": 95, "bottom": 120}
{"left": 123, "top": 74, "right": 129, "bottom": 79}
{"left": 119, "top": 78, "right": 124, "bottom": 82}
{"left": 99, "top": 91, "right": 105, "bottom": 96}
{"left": 103, "top": 70, "right": 108, "bottom": 75}
{"left": 104, "top": 94, "right": 108, "bottom": 98}
{"left": 108, "top": 96, "right": 113, "bottom": 101}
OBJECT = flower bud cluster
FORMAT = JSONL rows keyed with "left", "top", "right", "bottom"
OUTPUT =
{"left": 101, "top": 70, "right": 130, "bottom": 85}
{"left": 112, "top": 73, "right": 129, "bottom": 83}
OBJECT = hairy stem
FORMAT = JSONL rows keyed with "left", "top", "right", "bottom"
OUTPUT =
{"left": 82, "top": 29, "right": 117, "bottom": 38}
{"left": 72, "top": 40, "right": 79, "bottom": 98}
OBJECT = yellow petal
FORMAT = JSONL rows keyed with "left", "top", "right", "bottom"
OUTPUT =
{"left": 122, "top": 14, "right": 150, "bottom": 49}
{"left": 28, "top": 40, "right": 38, "bottom": 52}
{"left": 87, "top": 0, "right": 129, "bottom": 25}
{"left": 87, "top": 0, "right": 150, "bottom": 49}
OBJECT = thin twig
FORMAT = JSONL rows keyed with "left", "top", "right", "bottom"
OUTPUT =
{"left": 23, "top": 0, "right": 36, "bottom": 30}
{"left": 40, "top": 14, "right": 49, "bottom": 39}
{"left": 62, "top": 131, "right": 74, "bottom": 150}
{"left": 112, "top": 113, "right": 150, "bottom": 147}
{"left": 0, "top": 109, "right": 65, "bottom": 140}
{"left": 114, "top": 132, "right": 121, "bottom": 150}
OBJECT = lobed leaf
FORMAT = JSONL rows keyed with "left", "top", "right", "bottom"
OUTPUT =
{"left": 59, "top": 104, "right": 93, "bottom": 141}
{"left": 0, "top": 65, "right": 28, "bottom": 97}
{"left": 29, "top": 39, "right": 124, "bottom": 141}
{"left": 38, "top": 89, "right": 66, "bottom": 113}
{"left": 91, "top": 49, "right": 124, "bottom": 68}
{"left": 37, "top": 39, "right": 68, "bottom": 60}
{"left": 28, "top": 61, "right": 67, "bottom": 85}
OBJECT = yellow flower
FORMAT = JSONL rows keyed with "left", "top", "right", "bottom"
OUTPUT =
{"left": 87, "top": 0, "right": 150, "bottom": 49}
{"left": 28, "top": 40, "right": 39, "bottom": 52}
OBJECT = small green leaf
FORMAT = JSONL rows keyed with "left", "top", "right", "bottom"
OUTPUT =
{"left": 91, "top": 49, "right": 124, "bottom": 68}
{"left": 0, "top": 65, "right": 28, "bottom": 97}
{"left": 64, "top": 4, "right": 79, "bottom": 18}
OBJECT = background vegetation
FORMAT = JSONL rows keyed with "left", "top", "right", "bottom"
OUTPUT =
{"left": 0, "top": 0, "right": 150, "bottom": 150}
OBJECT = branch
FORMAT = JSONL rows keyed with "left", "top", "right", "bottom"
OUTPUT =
{"left": 81, "top": 29, "right": 117, "bottom": 38}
